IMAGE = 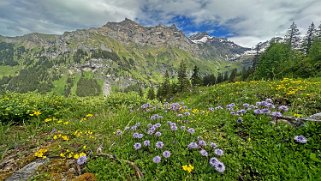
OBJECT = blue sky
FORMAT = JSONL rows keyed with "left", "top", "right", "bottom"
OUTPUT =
{"left": 0, "top": 0, "right": 321, "bottom": 47}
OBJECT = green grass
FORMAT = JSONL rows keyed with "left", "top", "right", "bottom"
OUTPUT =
{"left": 1, "top": 78, "right": 321, "bottom": 180}
{"left": 0, "top": 66, "right": 21, "bottom": 78}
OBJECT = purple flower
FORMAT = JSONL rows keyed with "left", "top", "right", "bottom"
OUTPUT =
{"left": 124, "top": 126, "right": 130, "bottom": 131}
{"left": 163, "top": 151, "right": 171, "bottom": 158}
{"left": 209, "top": 107, "right": 214, "bottom": 112}
{"left": 171, "top": 125, "right": 178, "bottom": 131}
{"left": 141, "top": 103, "right": 151, "bottom": 109}
{"left": 144, "top": 140, "right": 150, "bottom": 146}
{"left": 261, "top": 101, "right": 268, "bottom": 107}
{"left": 198, "top": 140, "right": 207, "bottom": 147}
{"left": 154, "top": 123, "right": 161, "bottom": 128}
{"left": 215, "top": 149, "right": 224, "bottom": 156}
{"left": 170, "top": 103, "right": 181, "bottom": 111}
{"left": 238, "top": 109, "right": 247, "bottom": 114}
{"left": 138, "top": 134, "right": 144, "bottom": 139}
{"left": 214, "top": 161, "right": 225, "bottom": 173}
{"left": 254, "top": 109, "right": 261, "bottom": 114}
{"left": 294, "top": 135, "right": 307, "bottom": 144}
{"left": 131, "top": 125, "right": 138, "bottom": 130}
{"left": 155, "top": 132, "right": 161, "bottom": 137}
{"left": 266, "top": 98, "right": 273, "bottom": 103}
{"left": 210, "top": 142, "right": 217, "bottom": 149}
{"left": 153, "top": 156, "right": 161, "bottom": 163}
{"left": 243, "top": 103, "right": 250, "bottom": 108}
{"left": 279, "top": 105, "right": 289, "bottom": 112}
{"left": 184, "top": 112, "right": 191, "bottom": 116}
{"left": 134, "top": 143, "right": 142, "bottom": 150}
{"left": 187, "top": 128, "right": 195, "bottom": 134}
{"left": 188, "top": 142, "right": 199, "bottom": 149}
{"left": 271, "top": 112, "right": 282, "bottom": 117}
{"left": 116, "top": 130, "right": 122, "bottom": 136}
{"left": 236, "top": 117, "right": 243, "bottom": 123}
{"left": 156, "top": 141, "right": 164, "bottom": 149}
{"left": 133, "top": 133, "right": 139, "bottom": 138}
{"left": 200, "top": 149, "right": 208, "bottom": 157}
{"left": 261, "top": 108, "right": 270, "bottom": 114}
{"left": 151, "top": 114, "right": 163, "bottom": 120}
{"left": 256, "top": 102, "right": 262, "bottom": 106}
{"left": 77, "top": 156, "right": 87, "bottom": 165}
{"left": 209, "top": 157, "right": 219, "bottom": 166}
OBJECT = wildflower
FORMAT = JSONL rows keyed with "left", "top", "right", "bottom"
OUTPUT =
{"left": 86, "top": 113, "right": 93, "bottom": 118}
{"left": 261, "top": 108, "right": 270, "bottom": 114}
{"left": 156, "top": 141, "right": 164, "bottom": 149}
{"left": 209, "top": 157, "right": 219, "bottom": 166}
{"left": 254, "top": 109, "right": 261, "bottom": 114}
{"left": 181, "top": 126, "right": 186, "bottom": 130}
{"left": 34, "top": 148, "right": 48, "bottom": 159}
{"left": 294, "top": 113, "right": 302, "bottom": 118}
{"left": 33, "top": 110, "right": 41, "bottom": 116}
{"left": 151, "top": 114, "right": 163, "bottom": 120}
{"left": 188, "top": 142, "right": 199, "bottom": 149}
{"left": 77, "top": 156, "right": 87, "bottom": 165}
{"left": 61, "top": 135, "right": 69, "bottom": 141}
{"left": 278, "top": 105, "right": 289, "bottom": 112}
{"left": 134, "top": 143, "right": 142, "bottom": 150}
{"left": 243, "top": 103, "right": 250, "bottom": 108}
{"left": 187, "top": 128, "right": 195, "bottom": 134}
{"left": 200, "top": 149, "right": 208, "bottom": 157}
{"left": 155, "top": 132, "right": 161, "bottom": 137}
{"left": 116, "top": 130, "right": 122, "bottom": 135}
{"left": 182, "top": 164, "right": 194, "bottom": 173}
{"left": 208, "top": 107, "right": 214, "bottom": 112}
{"left": 238, "top": 109, "right": 247, "bottom": 114}
{"left": 130, "top": 125, "right": 138, "bottom": 130}
{"left": 141, "top": 103, "right": 151, "bottom": 109}
{"left": 214, "top": 161, "right": 225, "bottom": 173}
{"left": 170, "top": 103, "right": 180, "bottom": 111}
{"left": 184, "top": 112, "right": 191, "bottom": 116}
{"left": 177, "top": 114, "right": 183, "bottom": 117}
{"left": 215, "top": 149, "right": 224, "bottom": 156}
{"left": 215, "top": 106, "right": 223, "bottom": 110}
{"left": 154, "top": 123, "right": 161, "bottom": 128}
{"left": 210, "top": 142, "right": 217, "bottom": 149}
{"left": 73, "top": 153, "right": 80, "bottom": 159}
{"left": 60, "top": 153, "right": 65, "bottom": 158}
{"left": 236, "top": 117, "right": 243, "bottom": 123}
{"left": 163, "top": 151, "right": 171, "bottom": 158}
{"left": 143, "top": 140, "right": 150, "bottom": 146}
{"left": 294, "top": 135, "right": 307, "bottom": 144}
{"left": 147, "top": 123, "right": 153, "bottom": 128}
{"left": 271, "top": 112, "right": 282, "bottom": 117}
{"left": 138, "top": 134, "right": 144, "bottom": 139}
{"left": 198, "top": 140, "right": 207, "bottom": 147}
{"left": 44, "top": 118, "right": 52, "bottom": 123}
{"left": 171, "top": 125, "right": 178, "bottom": 131}
{"left": 53, "top": 135, "right": 59, "bottom": 140}
{"left": 133, "top": 133, "right": 139, "bottom": 138}
{"left": 153, "top": 156, "right": 161, "bottom": 163}
{"left": 256, "top": 102, "right": 262, "bottom": 106}
{"left": 266, "top": 98, "right": 273, "bottom": 103}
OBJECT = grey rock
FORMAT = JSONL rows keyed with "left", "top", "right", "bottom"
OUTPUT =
{"left": 310, "top": 113, "right": 321, "bottom": 120}
{"left": 6, "top": 159, "right": 48, "bottom": 181}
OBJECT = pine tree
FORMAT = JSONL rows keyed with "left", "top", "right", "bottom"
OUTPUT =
{"left": 216, "top": 72, "right": 223, "bottom": 83}
{"left": 316, "top": 23, "right": 321, "bottom": 39}
{"left": 252, "top": 43, "right": 261, "bottom": 70}
{"left": 160, "top": 70, "right": 171, "bottom": 99}
{"left": 285, "top": 22, "right": 301, "bottom": 49}
{"left": 202, "top": 74, "right": 216, "bottom": 86}
{"left": 191, "top": 65, "right": 202, "bottom": 86}
{"left": 223, "top": 71, "right": 229, "bottom": 82}
{"left": 229, "top": 68, "right": 237, "bottom": 82}
{"left": 303, "top": 22, "right": 317, "bottom": 54}
{"left": 178, "top": 61, "right": 190, "bottom": 92}
{"left": 147, "top": 87, "right": 155, "bottom": 100}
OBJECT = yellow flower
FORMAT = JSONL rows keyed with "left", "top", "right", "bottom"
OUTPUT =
{"left": 294, "top": 113, "right": 302, "bottom": 118}
{"left": 79, "top": 152, "right": 86, "bottom": 157}
{"left": 44, "top": 118, "right": 52, "bottom": 123}
{"left": 83, "top": 145, "right": 87, "bottom": 150}
{"left": 34, "top": 148, "right": 48, "bottom": 158}
{"left": 33, "top": 111, "right": 41, "bottom": 116}
{"left": 63, "top": 121, "right": 70, "bottom": 125}
{"left": 60, "top": 153, "right": 65, "bottom": 158}
{"left": 53, "top": 135, "right": 58, "bottom": 140}
{"left": 86, "top": 113, "right": 93, "bottom": 118}
{"left": 67, "top": 152, "right": 73, "bottom": 158}
{"left": 61, "top": 135, "right": 69, "bottom": 141}
{"left": 182, "top": 164, "right": 194, "bottom": 173}
{"left": 29, "top": 113, "right": 34, "bottom": 116}
{"left": 57, "top": 120, "right": 63, "bottom": 124}
{"left": 73, "top": 153, "right": 80, "bottom": 159}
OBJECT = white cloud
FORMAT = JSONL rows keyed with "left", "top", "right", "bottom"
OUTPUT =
{"left": 0, "top": 0, "right": 321, "bottom": 46}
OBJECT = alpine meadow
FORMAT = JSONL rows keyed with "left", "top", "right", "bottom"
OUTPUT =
{"left": 1, "top": 1, "right": 321, "bottom": 180}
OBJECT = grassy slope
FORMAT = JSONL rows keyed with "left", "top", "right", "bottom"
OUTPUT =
{"left": 0, "top": 66, "right": 20, "bottom": 78}
{"left": 1, "top": 78, "right": 321, "bottom": 180}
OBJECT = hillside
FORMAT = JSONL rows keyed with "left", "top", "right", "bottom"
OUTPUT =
{"left": 1, "top": 78, "right": 321, "bottom": 180}
{"left": 0, "top": 19, "right": 251, "bottom": 96}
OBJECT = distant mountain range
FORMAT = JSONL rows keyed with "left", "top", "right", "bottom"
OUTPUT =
{"left": 0, "top": 18, "right": 254, "bottom": 96}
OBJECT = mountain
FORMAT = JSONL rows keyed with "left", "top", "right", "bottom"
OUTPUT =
{"left": 0, "top": 19, "right": 252, "bottom": 96}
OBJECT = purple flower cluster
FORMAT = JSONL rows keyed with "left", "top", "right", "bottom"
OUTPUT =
{"left": 187, "top": 128, "right": 195, "bottom": 134}
{"left": 77, "top": 156, "right": 87, "bottom": 165}
{"left": 188, "top": 142, "right": 199, "bottom": 149}
{"left": 150, "top": 114, "right": 163, "bottom": 120}
{"left": 141, "top": 103, "right": 151, "bottom": 110}
{"left": 143, "top": 140, "right": 150, "bottom": 146}
{"left": 271, "top": 112, "right": 282, "bottom": 117}
{"left": 208, "top": 107, "right": 215, "bottom": 112}
{"left": 134, "top": 143, "right": 142, "bottom": 150}
{"left": 209, "top": 158, "right": 225, "bottom": 173}
{"left": 170, "top": 103, "right": 181, "bottom": 111}
{"left": 156, "top": 141, "right": 164, "bottom": 149}
{"left": 214, "top": 149, "right": 224, "bottom": 156}
{"left": 133, "top": 132, "right": 144, "bottom": 139}
{"left": 200, "top": 149, "right": 208, "bottom": 157}
{"left": 278, "top": 105, "right": 289, "bottom": 112}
